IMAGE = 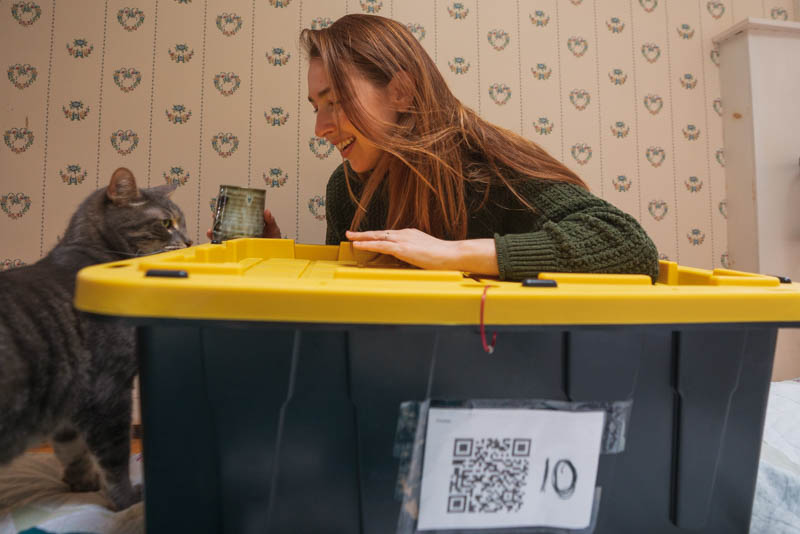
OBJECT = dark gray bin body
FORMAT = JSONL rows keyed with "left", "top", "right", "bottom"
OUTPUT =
{"left": 136, "top": 322, "right": 777, "bottom": 534}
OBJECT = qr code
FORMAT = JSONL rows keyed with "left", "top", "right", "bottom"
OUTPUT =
{"left": 447, "top": 437, "right": 531, "bottom": 514}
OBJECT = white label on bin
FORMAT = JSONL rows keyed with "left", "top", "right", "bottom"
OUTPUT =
{"left": 416, "top": 408, "right": 605, "bottom": 531}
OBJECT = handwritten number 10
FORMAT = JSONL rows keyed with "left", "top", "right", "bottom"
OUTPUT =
{"left": 540, "top": 458, "right": 577, "bottom": 499}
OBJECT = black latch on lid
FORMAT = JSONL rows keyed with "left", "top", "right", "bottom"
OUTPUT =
{"left": 145, "top": 269, "right": 188, "bottom": 278}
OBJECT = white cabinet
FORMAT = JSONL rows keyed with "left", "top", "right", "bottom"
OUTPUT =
{"left": 714, "top": 18, "right": 800, "bottom": 380}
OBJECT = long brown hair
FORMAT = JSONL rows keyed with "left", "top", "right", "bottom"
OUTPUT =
{"left": 301, "top": 14, "right": 587, "bottom": 240}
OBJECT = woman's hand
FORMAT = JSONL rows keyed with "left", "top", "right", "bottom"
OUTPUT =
{"left": 260, "top": 209, "right": 282, "bottom": 238}
{"left": 206, "top": 209, "right": 282, "bottom": 240}
{"left": 346, "top": 228, "right": 500, "bottom": 275}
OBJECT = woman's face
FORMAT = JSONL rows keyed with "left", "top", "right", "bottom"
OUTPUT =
{"left": 307, "top": 58, "right": 398, "bottom": 173}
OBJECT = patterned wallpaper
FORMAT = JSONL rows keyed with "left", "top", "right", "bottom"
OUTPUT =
{"left": 1, "top": 0, "right": 796, "bottom": 272}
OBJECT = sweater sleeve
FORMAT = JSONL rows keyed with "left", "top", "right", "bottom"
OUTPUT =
{"left": 493, "top": 180, "right": 660, "bottom": 282}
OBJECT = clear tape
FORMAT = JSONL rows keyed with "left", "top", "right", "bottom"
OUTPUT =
{"left": 392, "top": 398, "right": 633, "bottom": 534}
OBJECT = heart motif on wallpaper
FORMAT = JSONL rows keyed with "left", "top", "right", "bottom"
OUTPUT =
{"left": 567, "top": 37, "right": 588, "bottom": 58}
{"left": 488, "top": 83, "right": 512, "bottom": 105}
{"left": 606, "top": 17, "right": 625, "bottom": 34}
{"left": 710, "top": 48, "right": 720, "bottom": 66}
{"left": 67, "top": 39, "right": 94, "bottom": 59}
{"left": 264, "top": 106, "right": 289, "bottom": 126}
{"left": 447, "top": 2, "right": 469, "bottom": 20}
{"left": 165, "top": 104, "right": 192, "bottom": 124}
{"left": 308, "top": 136, "right": 334, "bottom": 159}
{"left": 610, "top": 121, "right": 630, "bottom": 138}
{"left": 715, "top": 148, "right": 725, "bottom": 167}
{"left": 212, "top": 133, "right": 239, "bottom": 158}
{"left": 216, "top": 13, "right": 242, "bottom": 36}
{"left": 11, "top": 2, "right": 41, "bottom": 26}
{"left": 264, "top": 168, "right": 289, "bottom": 188}
{"left": 4, "top": 127, "right": 34, "bottom": 154}
{"left": 530, "top": 11, "right": 550, "bottom": 27}
{"left": 1, "top": 193, "right": 32, "bottom": 219}
{"left": 570, "top": 143, "right": 592, "bottom": 166}
{"left": 679, "top": 73, "right": 698, "bottom": 89}
{"left": 712, "top": 98, "right": 722, "bottom": 116}
{"left": 531, "top": 63, "right": 552, "bottom": 80}
{"left": 613, "top": 175, "right": 632, "bottom": 192}
{"left": 59, "top": 164, "right": 87, "bottom": 185}
{"left": 1, "top": 259, "right": 26, "bottom": 271}
{"left": 638, "top": 0, "right": 657, "bottom": 13}
{"left": 533, "top": 117, "right": 554, "bottom": 135}
{"left": 213, "top": 72, "right": 241, "bottom": 96}
{"left": 266, "top": 47, "right": 291, "bottom": 67}
{"left": 448, "top": 57, "right": 470, "bottom": 75}
{"left": 676, "top": 23, "right": 695, "bottom": 40}
{"left": 405, "top": 23, "right": 425, "bottom": 41}
{"left": 113, "top": 67, "right": 142, "bottom": 93}
{"left": 63, "top": 100, "right": 90, "bottom": 121}
{"left": 641, "top": 43, "right": 661, "bottom": 63}
{"left": 168, "top": 43, "right": 194, "bottom": 63}
{"left": 307, "top": 195, "right": 326, "bottom": 221}
{"left": 645, "top": 146, "right": 666, "bottom": 167}
{"left": 648, "top": 200, "right": 668, "bottom": 221}
{"left": 110, "top": 129, "right": 139, "bottom": 155}
{"left": 771, "top": 8, "right": 789, "bottom": 20}
{"left": 718, "top": 200, "right": 727, "bottom": 219}
{"left": 569, "top": 89, "right": 591, "bottom": 111}
{"left": 311, "top": 17, "right": 334, "bottom": 31}
{"left": 117, "top": 7, "right": 145, "bottom": 32}
{"left": 608, "top": 68, "right": 627, "bottom": 85}
{"left": 487, "top": 29, "right": 510, "bottom": 51}
{"left": 359, "top": 0, "right": 382, "bottom": 13}
{"left": 706, "top": 1, "right": 725, "bottom": 19}
{"left": 684, "top": 176, "right": 703, "bottom": 193}
{"left": 163, "top": 166, "right": 190, "bottom": 186}
{"left": 687, "top": 229, "right": 706, "bottom": 246}
{"left": 643, "top": 94, "right": 663, "bottom": 115}
{"left": 7, "top": 64, "right": 38, "bottom": 89}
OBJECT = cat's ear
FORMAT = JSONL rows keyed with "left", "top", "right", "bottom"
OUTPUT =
{"left": 160, "top": 183, "right": 179, "bottom": 197}
{"left": 106, "top": 167, "right": 141, "bottom": 206}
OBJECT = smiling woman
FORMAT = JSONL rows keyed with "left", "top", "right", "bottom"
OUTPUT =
{"left": 278, "top": 14, "right": 659, "bottom": 280}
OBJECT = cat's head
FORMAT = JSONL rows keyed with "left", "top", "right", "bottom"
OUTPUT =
{"left": 102, "top": 168, "right": 192, "bottom": 256}
{"left": 64, "top": 168, "right": 192, "bottom": 258}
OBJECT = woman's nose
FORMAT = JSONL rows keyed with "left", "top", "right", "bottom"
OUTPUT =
{"left": 314, "top": 110, "right": 335, "bottom": 138}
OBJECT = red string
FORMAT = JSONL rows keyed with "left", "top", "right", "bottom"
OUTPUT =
{"left": 480, "top": 285, "right": 497, "bottom": 354}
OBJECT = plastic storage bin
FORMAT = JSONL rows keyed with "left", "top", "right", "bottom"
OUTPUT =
{"left": 74, "top": 238, "right": 800, "bottom": 534}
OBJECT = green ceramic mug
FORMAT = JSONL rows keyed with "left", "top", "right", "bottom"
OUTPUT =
{"left": 211, "top": 185, "right": 266, "bottom": 241}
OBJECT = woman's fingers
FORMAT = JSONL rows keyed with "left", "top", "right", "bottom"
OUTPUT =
{"left": 205, "top": 209, "right": 280, "bottom": 240}
{"left": 262, "top": 209, "right": 282, "bottom": 238}
{"left": 346, "top": 229, "right": 414, "bottom": 241}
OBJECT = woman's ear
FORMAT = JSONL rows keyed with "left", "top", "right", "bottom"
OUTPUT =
{"left": 388, "top": 71, "right": 413, "bottom": 111}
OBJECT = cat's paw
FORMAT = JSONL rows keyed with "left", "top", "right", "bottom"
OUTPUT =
{"left": 63, "top": 467, "right": 101, "bottom": 492}
{"left": 107, "top": 482, "right": 143, "bottom": 511}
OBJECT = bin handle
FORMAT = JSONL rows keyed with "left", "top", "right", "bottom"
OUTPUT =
{"left": 480, "top": 285, "right": 497, "bottom": 354}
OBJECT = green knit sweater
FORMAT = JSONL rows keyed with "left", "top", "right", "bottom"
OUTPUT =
{"left": 325, "top": 164, "right": 660, "bottom": 281}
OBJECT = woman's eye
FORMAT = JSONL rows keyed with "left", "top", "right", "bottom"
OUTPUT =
{"left": 161, "top": 219, "right": 173, "bottom": 229}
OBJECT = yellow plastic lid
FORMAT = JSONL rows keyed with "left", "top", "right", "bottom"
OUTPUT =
{"left": 73, "top": 238, "right": 800, "bottom": 325}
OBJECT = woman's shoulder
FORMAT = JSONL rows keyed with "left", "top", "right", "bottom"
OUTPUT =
{"left": 480, "top": 165, "right": 590, "bottom": 202}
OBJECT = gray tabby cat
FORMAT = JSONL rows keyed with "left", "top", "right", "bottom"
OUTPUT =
{"left": 0, "top": 167, "right": 191, "bottom": 510}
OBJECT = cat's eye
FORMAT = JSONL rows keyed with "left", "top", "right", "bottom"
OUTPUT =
{"left": 161, "top": 219, "right": 173, "bottom": 229}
